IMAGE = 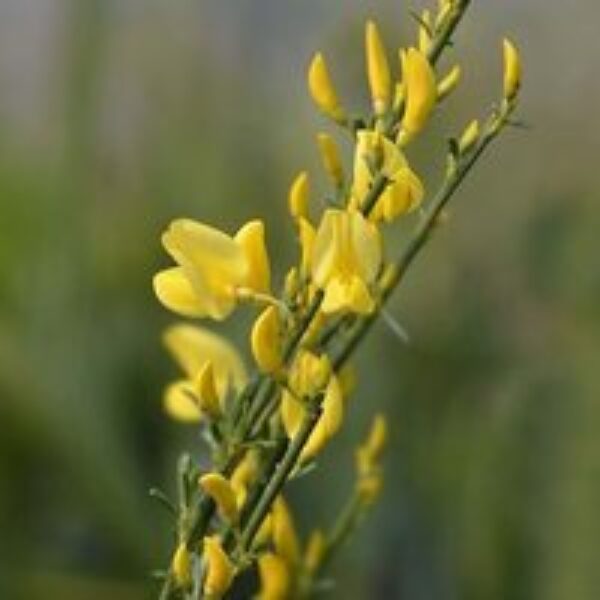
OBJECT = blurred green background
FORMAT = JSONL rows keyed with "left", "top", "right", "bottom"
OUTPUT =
{"left": 1, "top": 1, "right": 599, "bottom": 598}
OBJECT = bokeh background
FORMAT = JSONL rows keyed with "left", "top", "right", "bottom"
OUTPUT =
{"left": 1, "top": 1, "right": 599, "bottom": 599}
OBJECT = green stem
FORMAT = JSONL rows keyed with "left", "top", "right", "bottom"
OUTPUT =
{"left": 237, "top": 395, "right": 324, "bottom": 554}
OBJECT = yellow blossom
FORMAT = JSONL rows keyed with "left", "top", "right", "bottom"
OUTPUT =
{"left": 202, "top": 536, "right": 234, "bottom": 598}
{"left": 258, "top": 553, "right": 291, "bottom": 600}
{"left": 352, "top": 130, "right": 424, "bottom": 221}
{"left": 199, "top": 473, "right": 239, "bottom": 523}
{"left": 162, "top": 324, "right": 246, "bottom": 423}
{"left": 172, "top": 543, "right": 192, "bottom": 589}
{"left": 365, "top": 20, "right": 392, "bottom": 115}
{"left": 251, "top": 305, "right": 283, "bottom": 374}
{"left": 502, "top": 38, "right": 521, "bottom": 101}
{"left": 154, "top": 218, "right": 270, "bottom": 320}
{"left": 288, "top": 171, "right": 310, "bottom": 220}
{"left": 307, "top": 53, "right": 346, "bottom": 123}
{"left": 400, "top": 48, "right": 437, "bottom": 141}
{"left": 316, "top": 133, "right": 344, "bottom": 188}
{"left": 311, "top": 209, "right": 381, "bottom": 314}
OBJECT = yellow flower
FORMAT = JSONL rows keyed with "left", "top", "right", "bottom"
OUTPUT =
{"left": 307, "top": 53, "right": 346, "bottom": 123}
{"left": 502, "top": 38, "right": 521, "bottom": 101}
{"left": 199, "top": 473, "right": 239, "bottom": 523}
{"left": 400, "top": 48, "right": 437, "bottom": 141}
{"left": 280, "top": 351, "right": 344, "bottom": 461}
{"left": 162, "top": 324, "right": 246, "bottom": 423}
{"left": 288, "top": 171, "right": 310, "bottom": 221}
{"left": 154, "top": 218, "right": 270, "bottom": 320}
{"left": 311, "top": 209, "right": 382, "bottom": 314}
{"left": 251, "top": 305, "right": 283, "bottom": 375}
{"left": 258, "top": 553, "right": 290, "bottom": 600}
{"left": 352, "top": 130, "right": 424, "bottom": 222}
{"left": 365, "top": 20, "right": 391, "bottom": 115}
{"left": 272, "top": 497, "right": 301, "bottom": 566}
{"left": 171, "top": 543, "right": 192, "bottom": 589}
{"left": 202, "top": 536, "right": 234, "bottom": 598}
{"left": 193, "top": 361, "right": 221, "bottom": 418}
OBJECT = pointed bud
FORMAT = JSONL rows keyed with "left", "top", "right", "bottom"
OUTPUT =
{"left": 193, "top": 362, "right": 220, "bottom": 418}
{"left": 251, "top": 306, "right": 283, "bottom": 375}
{"left": 307, "top": 53, "right": 346, "bottom": 123}
{"left": 199, "top": 473, "right": 239, "bottom": 523}
{"left": 365, "top": 413, "right": 388, "bottom": 462}
{"left": 288, "top": 171, "right": 309, "bottom": 220}
{"left": 458, "top": 119, "right": 480, "bottom": 154}
{"left": 171, "top": 543, "right": 192, "bottom": 589}
{"left": 502, "top": 38, "right": 522, "bottom": 101}
{"left": 202, "top": 536, "right": 234, "bottom": 598}
{"left": 400, "top": 48, "right": 437, "bottom": 141}
{"left": 365, "top": 20, "right": 392, "bottom": 115}
{"left": 316, "top": 133, "right": 344, "bottom": 188}
{"left": 437, "top": 65, "right": 461, "bottom": 101}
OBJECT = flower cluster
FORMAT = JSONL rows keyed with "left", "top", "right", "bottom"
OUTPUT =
{"left": 152, "top": 1, "right": 522, "bottom": 598}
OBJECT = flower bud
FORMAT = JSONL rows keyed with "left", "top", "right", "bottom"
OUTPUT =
{"left": 316, "top": 133, "right": 344, "bottom": 188}
{"left": 365, "top": 20, "right": 392, "bottom": 115}
{"left": 502, "top": 38, "right": 521, "bottom": 101}
{"left": 308, "top": 53, "right": 346, "bottom": 123}
{"left": 258, "top": 553, "right": 290, "bottom": 600}
{"left": 251, "top": 305, "right": 283, "bottom": 375}
{"left": 437, "top": 65, "right": 461, "bottom": 101}
{"left": 458, "top": 119, "right": 480, "bottom": 154}
{"left": 172, "top": 543, "right": 192, "bottom": 589}
{"left": 288, "top": 171, "right": 309, "bottom": 220}
{"left": 193, "top": 361, "right": 220, "bottom": 418}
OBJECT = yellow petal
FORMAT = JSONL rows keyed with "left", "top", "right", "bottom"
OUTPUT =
{"left": 258, "top": 553, "right": 290, "bottom": 600}
{"left": 401, "top": 48, "right": 437, "bottom": 138}
{"left": 272, "top": 497, "right": 300, "bottom": 566}
{"left": 251, "top": 306, "right": 283, "bottom": 374}
{"left": 365, "top": 20, "right": 391, "bottom": 114}
{"left": 202, "top": 536, "right": 234, "bottom": 598}
{"left": 163, "top": 323, "right": 247, "bottom": 396}
{"left": 322, "top": 275, "right": 375, "bottom": 315}
{"left": 171, "top": 543, "right": 192, "bottom": 589}
{"left": 163, "top": 380, "right": 202, "bottom": 423}
{"left": 235, "top": 220, "right": 271, "bottom": 294}
{"left": 288, "top": 171, "right": 310, "bottom": 220}
{"left": 163, "top": 219, "right": 247, "bottom": 311}
{"left": 347, "top": 209, "right": 382, "bottom": 282}
{"left": 153, "top": 267, "right": 208, "bottom": 318}
{"left": 502, "top": 38, "right": 521, "bottom": 101}
{"left": 307, "top": 53, "right": 345, "bottom": 123}
{"left": 281, "top": 389, "right": 304, "bottom": 439}
{"left": 199, "top": 473, "right": 239, "bottom": 523}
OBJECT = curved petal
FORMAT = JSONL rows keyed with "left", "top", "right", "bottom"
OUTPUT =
{"left": 153, "top": 267, "right": 208, "bottom": 318}
{"left": 163, "top": 380, "right": 202, "bottom": 423}
{"left": 348, "top": 210, "right": 382, "bottom": 283}
{"left": 311, "top": 209, "right": 341, "bottom": 287}
{"left": 163, "top": 324, "right": 247, "bottom": 395}
{"left": 235, "top": 220, "right": 271, "bottom": 293}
